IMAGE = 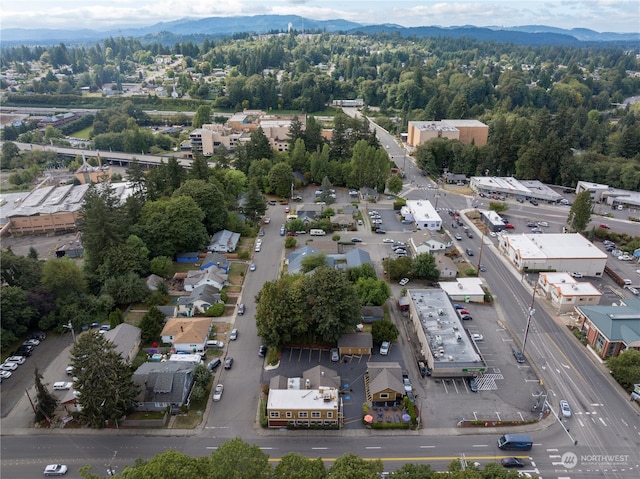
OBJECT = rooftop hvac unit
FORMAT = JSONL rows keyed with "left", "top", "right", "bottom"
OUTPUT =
{"left": 456, "top": 334, "right": 462, "bottom": 342}
{"left": 438, "top": 308, "right": 444, "bottom": 315}
{"left": 458, "top": 283, "right": 463, "bottom": 289}
{"left": 305, "top": 378, "right": 311, "bottom": 389}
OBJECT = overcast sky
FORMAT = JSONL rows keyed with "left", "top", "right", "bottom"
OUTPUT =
{"left": 2, "top": 0, "right": 638, "bottom": 33}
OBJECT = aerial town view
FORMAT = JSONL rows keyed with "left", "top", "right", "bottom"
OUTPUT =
{"left": 1, "top": 1, "right": 639, "bottom": 478}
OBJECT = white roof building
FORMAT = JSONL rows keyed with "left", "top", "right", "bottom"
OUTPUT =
{"left": 437, "top": 278, "right": 486, "bottom": 303}
{"left": 404, "top": 200, "right": 442, "bottom": 231}
{"left": 499, "top": 233, "right": 607, "bottom": 277}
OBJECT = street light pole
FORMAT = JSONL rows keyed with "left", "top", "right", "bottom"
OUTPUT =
{"left": 64, "top": 321, "right": 76, "bottom": 343}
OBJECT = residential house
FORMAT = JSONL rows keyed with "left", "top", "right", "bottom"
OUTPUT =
{"left": 359, "top": 187, "right": 379, "bottom": 202}
{"left": 160, "top": 317, "right": 213, "bottom": 354}
{"left": 103, "top": 323, "right": 141, "bottom": 364}
{"left": 435, "top": 255, "right": 458, "bottom": 279}
{"left": 330, "top": 214, "right": 356, "bottom": 230}
{"left": 575, "top": 298, "right": 640, "bottom": 359}
{"left": 132, "top": 361, "right": 196, "bottom": 411}
{"left": 146, "top": 274, "right": 165, "bottom": 291}
{"left": 199, "top": 252, "right": 231, "bottom": 272}
{"left": 286, "top": 246, "right": 321, "bottom": 274}
{"left": 176, "top": 284, "right": 222, "bottom": 316}
{"left": 207, "top": 229, "right": 241, "bottom": 253}
{"left": 183, "top": 267, "right": 227, "bottom": 292}
{"left": 365, "top": 362, "right": 405, "bottom": 407}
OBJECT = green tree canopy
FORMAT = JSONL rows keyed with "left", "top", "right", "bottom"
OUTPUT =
{"left": 268, "top": 162, "right": 295, "bottom": 198}
{"left": 566, "top": 190, "right": 592, "bottom": 233}
{"left": 70, "top": 332, "right": 139, "bottom": 428}
{"left": 41, "top": 257, "right": 87, "bottom": 304}
{"left": 371, "top": 319, "right": 400, "bottom": 346}
{"left": 607, "top": 349, "right": 640, "bottom": 390}
{"left": 173, "top": 179, "right": 227, "bottom": 234}
{"left": 412, "top": 253, "right": 440, "bottom": 281}
{"left": 355, "top": 277, "right": 391, "bottom": 306}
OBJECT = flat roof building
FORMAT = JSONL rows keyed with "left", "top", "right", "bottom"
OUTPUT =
{"left": 404, "top": 200, "right": 442, "bottom": 231}
{"left": 470, "top": 177, "right": 562, "bottom": 202}
{"left": 406, "top": 289, "right": 486, "bottom": 377}
{"left": 499, "top": 233, "right": 607, "bottom": 277}
{"left": 407, "top": 120, "right": 488, "bottom": 147}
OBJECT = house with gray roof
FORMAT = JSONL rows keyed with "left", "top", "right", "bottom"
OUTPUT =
{"left": 199, "top": 252, "right": 230, "bottom": 272}
{"left": 103, "top": 323, "right": 141, "bottom": 364}
{"left": 207, "top": 229, "right": 241, "bottom": 252}
{"left": 575, "top": 298, "right": 640, "bottom": 359}
{"left": 132, "top": 361, "right": 195, "bottom": 411}
{"left": 183, "top": 266, "right": 227, "bottom": 292}
{"left": 286, "top": 246, "right": 321, "bottom": 274}
{"left": 146, "top": 274, "right": 165, "bottom": 291}
{"left": 177, "top": 284, "right": 222, "bottom": 315}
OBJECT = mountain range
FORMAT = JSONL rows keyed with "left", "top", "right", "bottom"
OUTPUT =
{"left": 1, "top": 15, "right": 638, "bottom": 47}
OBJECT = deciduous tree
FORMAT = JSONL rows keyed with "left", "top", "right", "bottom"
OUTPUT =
{"left": 566, "top": 190, "right": 592, "bottom": 233}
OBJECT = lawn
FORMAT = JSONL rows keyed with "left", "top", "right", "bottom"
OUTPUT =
{"left": 69, "top": 126, "right": 92, "bottom": 139}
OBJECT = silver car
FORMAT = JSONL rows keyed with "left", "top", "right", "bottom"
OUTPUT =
{"left": 560, "top": 399, "right": 572, "bottom": 418}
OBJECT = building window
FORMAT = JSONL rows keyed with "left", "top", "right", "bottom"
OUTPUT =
{"left": 311, "top": 412, "right": 321, "bottom": 418}
{"left": 269, "top": 411, "right": 280, "bottom": 418}
{"left": 285, "top": 412, "right": 292, "bottom": 418}
{"left": 298, "top": 411, "right": 308, "bottom": 418}
{"left": 379, "top": 393, "right": 389, "bottom": 399}
{"left": 327, "top": 412, "right": 333, "bottom": 419}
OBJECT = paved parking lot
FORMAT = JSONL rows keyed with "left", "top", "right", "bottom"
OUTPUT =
{"left": 391, "top": 299, "right": 544, "bottom": 429}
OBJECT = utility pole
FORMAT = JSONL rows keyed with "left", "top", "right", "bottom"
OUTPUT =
{"left": 522, "top": 281, "right": 538, "bottom": 354}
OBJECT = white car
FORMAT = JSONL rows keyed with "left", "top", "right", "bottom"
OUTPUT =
{"left": 471, "top": 333, "right": 484, "bottom": 341}
{"left": 264, "top": 217, "right": 271, "bottom": 224}
{"left": 379, "top": 341, "right": 390, "bottom": 356}
{"left": 66, "top": 366, "right": 74, "bottom": 376}
{"left": 256, "top": 238, "right": 262, "bottom": 246}
{"left": 23, "top": 338, "right": 40, "bottom": 346}
{"left": 618, "top": 254, "right": 632, "bottom": 261}
{"left": 560, "top": 399, "right": 572, "bottom": 418}
{"left": 6, "top": 356, "right": 25, "bottom": 365}
{"left": 383, "top": 238, "right": 394, "bottom": 243}
{"left": 399, "top": 278, "right": 410, "bottom": 286}
{"left": 537, "top": 221, "right": 549, "bottom": 227}
{"left": 254, "top": 244, "right": 261, "bottom": 252}
{"left": 53, "top": 382, "right": 73, "bottom": 390}
{"left": 0, "top": 370, "right": 12, "bottom": 380}
{"left": 571, "top": 272, "right": 583, "bottom": 278}
{"left": 230, "top": 329, "right": 238, "bottom": 341}
{"left": 0, "top": 362, "right": 18, "bottom": 371}
{"left": 213, "top": 384, "right": 224, "bottom": 401}
{"left": 44, "top": 464, "right": 68, "bottom": 476}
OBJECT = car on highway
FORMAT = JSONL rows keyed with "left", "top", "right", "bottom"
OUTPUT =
{"left": 513, "top": 349, "right": 526, "bottom": 363}
{"left": 213, "top": 384, "right": 224, "bottom": 401}
{"left": 250, "top": 263, "right": 256, "bottom": 271}
{"left": 330, "top": 348, "right": 340, "bottom": 362}
{"left": 454, "top": 233, "right": 463, "bottom": 240}
{"left": 258, "top": 345, "right": 268, "bottom": 357}
{"left": 237, "top": 304, "right": 245, "bottom": 315}
{"left": 230, "top": 329, "right": 238, "bottom": 341}
{"left": 471, "top": 333, "right": 484, "bottom": 341}
{"left": 44, "top": 464, "right": 68, "bottom": 476}
{"left": 399, "top": 278, "right": 410, "bottom": 286}
{"left": 501, "top": 457, "right": 525, "bottom": 468}
{"left": 379, "top": 341, "right": 390, "bottom": 355}
{"left": 465, "top": 248, "right": 474, "bottom": 256}
{"left": 224, "top": 357, "right": 234, "bottom": 369}
{"left": 560, "top": 399, "right": 572, "bottom": 418}
{"left": 479, "top": 264, "right": 487, "bottom": 272}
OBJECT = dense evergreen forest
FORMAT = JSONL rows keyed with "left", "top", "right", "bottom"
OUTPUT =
{"left": 1, "top": 32, "right": 639, "bottom": 189}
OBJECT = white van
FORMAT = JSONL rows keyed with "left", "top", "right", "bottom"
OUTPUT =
{"left": 310, "top": 229, "right": 326, "bottom": 236}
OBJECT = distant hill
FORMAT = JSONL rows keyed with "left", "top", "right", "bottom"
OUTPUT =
{"left": 1, "top": 15, "right": 638, "bottom": 47}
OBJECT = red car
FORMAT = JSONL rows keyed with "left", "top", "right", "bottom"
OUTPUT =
{"left": 279, "top": 200, "right": 289, "bottom": 205}
{"left": 459, "top": 309, "right": 470, "bottom": 315}
{"left": 599, "top": 224, "right": 610, "bottom": 229}
{"left": 505, "top": 223, "right": 515, "bottom": 229}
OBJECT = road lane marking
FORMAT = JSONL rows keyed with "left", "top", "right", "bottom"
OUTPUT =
{"left": 599, "top": 417, "right": 607, "bottom": 426}
{"left": 419, "top": 445, "right": 435, "bottom": 448}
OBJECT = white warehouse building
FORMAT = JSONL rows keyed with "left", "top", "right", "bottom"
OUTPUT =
{"left": 402, "top": 200, "right": 442, "bottom": 231}
{"left": 498, "top": 233, "right": 607, "bottom": 277}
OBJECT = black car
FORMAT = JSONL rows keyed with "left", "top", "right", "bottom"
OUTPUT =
{"left": 529, "top": 199, "right": 539, "bottom": 206}
{"left": 513, "top": 349, "right": 526, "bottom": 363}
{"left": 500, "top": 457, "right": 525, "bottom": 468}
{"left": 29, "top": 331, "right": 46, "bottom": 341}
{"left": 351, "top": 238, "right": 363, "bottom": 243}
{"left": 15, "top": 348, "right": 33, "bottom": 357}
{"left": 258, "top": 345, "right": 268, "bottom": 357}
{"left": 466, "top": 248, "right": 474, "bottom": 256}
{"left": 375, "top": 229, "right": 386, "bottom": 234}
{"left": 469, "top": 378, "right": 479, "bottom": 392}
{"left": 224, "top": 357, "right": 234, "bottom": 369}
